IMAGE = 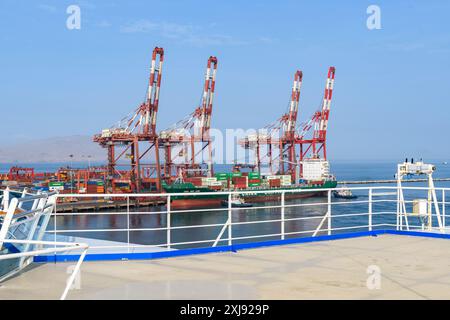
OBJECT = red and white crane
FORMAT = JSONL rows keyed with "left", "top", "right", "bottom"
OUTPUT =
{"left": 94, "top": 47, "right": 165, "bottom": 192}
{"left": 296, "top": 66, "right": 336, "bottom": 162}
{"left": 159, "top": 56, "right": 218, "bottom": 181}
{"left": 240, "top": 66, "right": 335, "bottom": 183}
{"left": 239, "top": 70, "right": 303, "bottom": 180}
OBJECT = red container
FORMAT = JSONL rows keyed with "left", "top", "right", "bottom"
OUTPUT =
{"left": 269, "top": 179, "right": 281, "bottom": 188}
{"left": 248, "top": 179, "right": 261, "bottom": 184}
{"left": 186, "top": 177, "right": 203, "bottom": 186}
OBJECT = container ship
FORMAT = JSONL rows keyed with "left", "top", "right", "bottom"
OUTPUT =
{"left": 163, "top": 159, "right": 337, "bottom": 209}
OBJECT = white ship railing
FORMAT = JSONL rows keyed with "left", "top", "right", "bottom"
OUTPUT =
{"left": 0, "top": 189, "right": 88, "bottom": 300}
{"left": 45, "top": 186, "right": 449, "bottom": 255}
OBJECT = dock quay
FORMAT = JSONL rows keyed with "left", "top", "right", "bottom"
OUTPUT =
{"left": 56, "top": 198, "right": 166, "bottom": 212}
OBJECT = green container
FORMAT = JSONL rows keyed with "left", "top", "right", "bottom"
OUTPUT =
{"left": 248, "top": 183, "right": 261, "bottom": 187}
{"left": 230, "top": 172, "right": 243, "bottom": 177}
{"left": 49, "top": 182, "right": 64, "bottom": 187}
{"left": 248, "top": 172, "right": 260, "bottom": 178}
{"left": 216, "top": 176, "right": 228, "bottom": 181}
{"left": 215, "top": 172, "right": 228, "bottom": 177}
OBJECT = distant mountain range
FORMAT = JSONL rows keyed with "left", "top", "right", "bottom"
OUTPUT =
{"left": 0, "top": 135, "right": 106, "bottom": 163}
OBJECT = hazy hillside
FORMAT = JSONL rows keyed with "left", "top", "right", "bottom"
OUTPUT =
{"left": 0, "top": 135, "right": 106, "bottom": 163}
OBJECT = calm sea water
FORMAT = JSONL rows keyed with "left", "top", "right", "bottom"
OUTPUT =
{"left": 3, "top": 161, "right": 450, "bottom": 250}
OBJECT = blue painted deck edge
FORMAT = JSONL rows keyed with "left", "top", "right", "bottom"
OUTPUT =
{"left": 34, "top": 230, "right": 385, "bottom": 263}
{"left": 33, "top": 229, "right": 450, "bottom": 263}
{"left": 384, "top": 229, "right": 450, "bottom": 239}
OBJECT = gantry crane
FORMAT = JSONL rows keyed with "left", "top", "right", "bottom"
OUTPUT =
{"left": 295, "top": 67, "right": 335, "bottom": 175}
{"left": 240, "top": 67, "right": 336, "bottom": 182}
{"left": 93, "top": 47, "right": 164, "bottom": 192}
{"left": 239, "top": 70, "right": 303, "bottom": 181}
{"left": 159, "top": 56, "right": 218, "bottom": 182}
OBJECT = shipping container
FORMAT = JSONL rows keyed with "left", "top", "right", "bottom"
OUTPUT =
{"left": 248, "top": 183, "right": 261, "bottom": 187}
{"left": 269, "top": 179, "right": 281, "bottom": 187}
{"left": 248, "top": 172, "right": 261, "bottom": 178}
{"left": 230, "top": 172, "right": 243, "bottom": 177}
{"left": 215, "top": 172, "right": 228, "bottom": 177}
{"left": 302, "top": 159, "right": 330, "bottom": 181}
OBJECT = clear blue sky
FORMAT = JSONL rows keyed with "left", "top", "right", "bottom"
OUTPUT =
{"left": 0, "top": 0, "right": 449, "bottom": 161}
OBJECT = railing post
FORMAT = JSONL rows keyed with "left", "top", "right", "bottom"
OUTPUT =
{"left": 167, "top": 195, "right": 171, "bottom": 250}
{"left": 281, "top": 191, "right": 285, "bottom": 240}
{"left": 54, "top": 199, "right": 57, "bottom": 255}
{"left": 228, "top": 193, "right": 232, "bottom": 246}
{"left": 2, "top": 187, "right": 9, "bottom": 211}
{"left": 327, "top": 190, "right": 331, "bottom": 235}
{"left": 443, "top": 189, "right": 446, "bottom": 232}
{"left": 127, "top": 196, "right": 130, "bottom": 253}
{"left": 368, "top": 188, "right": 373, "bottom": 231}
{"left": 396, "top": 186, "right": 400, "bottom": 230}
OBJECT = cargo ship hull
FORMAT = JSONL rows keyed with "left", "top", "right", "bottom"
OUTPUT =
{"left": 242, "top": 190, "right": 327, "bottom": 203}
{"left": 167, "top": 181, "right": 337, "bottom": 210}
{"left": 171, "top": 198, "right": 224, "bottom": 210}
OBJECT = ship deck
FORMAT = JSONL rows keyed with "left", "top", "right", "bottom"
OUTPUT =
{"left": 1, "top": 234, "right": 450, "bottom": 299}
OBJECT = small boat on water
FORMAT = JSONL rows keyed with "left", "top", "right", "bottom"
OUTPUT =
{"left": 333, "top": 187, "right": 357, "bottom": 199}
{"left": 221, "top": 195, "right": 253, "bottom": 208}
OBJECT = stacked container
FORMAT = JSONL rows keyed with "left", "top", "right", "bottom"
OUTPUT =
{"left": 248, "top": 172, "right": 262, "bottom": 187}
{"left": 280, "top": 175, "right": 292, "bottom": 186}
{"left": 269, "top": 179, "right": 281, "bottom": 188}
{"left": 232, "top": 176, "right": 248, "bottom": 189}
{"left": 49, "top": 181, "right": 64, "bottom": 191}
{"left": 215, "top": 173, "right": 228, "bottom": 181}
{"left": 185, "top": 177, "right": 203, "bottom": 186}
{"left": 87, "top": 180, "right": 104, "bottom": 194}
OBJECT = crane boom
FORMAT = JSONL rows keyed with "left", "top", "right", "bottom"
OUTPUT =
{"left": 144, "top": 47, "right": 164, "bottom": 135}
{"left": 199, "top": 56, "right": 218, "bottom": 140}
{"left": 315, "top": 66, "right": 335, "bottom": 140}
{"left": 285, "top": 70, "right": 303, "bottom": 137}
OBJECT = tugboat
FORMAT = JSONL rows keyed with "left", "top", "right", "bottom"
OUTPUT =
{"left": 221, "top": 194, "right": 253, "bottom": 208}
{"left": 333, "top": 186, "right": 357, "bottom": 199}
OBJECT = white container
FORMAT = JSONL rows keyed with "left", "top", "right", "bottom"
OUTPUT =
{"left": 302, "top": 159, "right": 330, "bottom": 181}
{"left": 49, "top": 185, "right": 64, "bottom": 191}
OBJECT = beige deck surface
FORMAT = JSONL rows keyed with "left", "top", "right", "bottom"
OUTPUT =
{"left": 1, "top": 234, "right": 450, "bottom": 300}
